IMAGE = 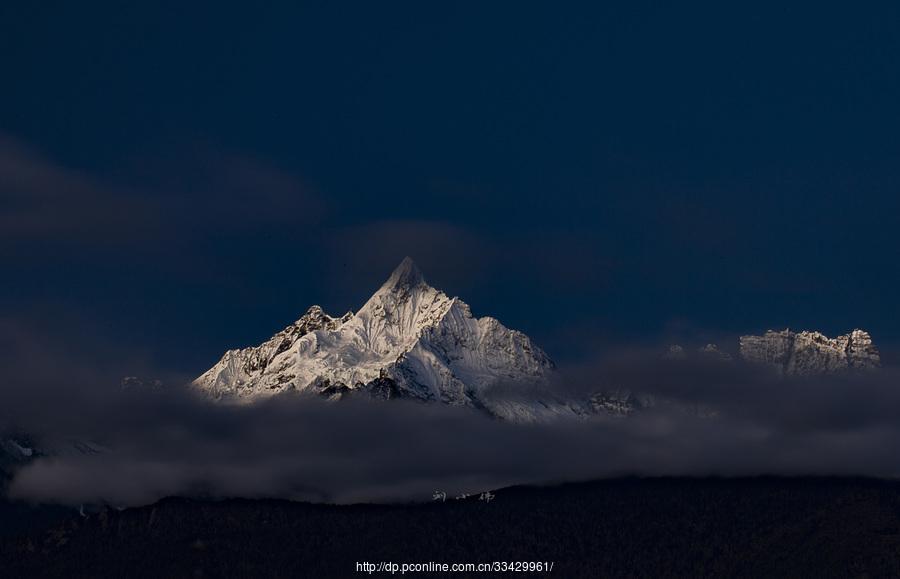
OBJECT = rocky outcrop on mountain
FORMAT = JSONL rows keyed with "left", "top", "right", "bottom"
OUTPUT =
{"left": 663, "top": 345, "right": 687, "bottom": 360}
{"left": 739, "top": 329, "right": 881, "bottom": 375}
{"left": 698, "top": 344, "right": 732, "bottom": 361}
{"left": 663, "top": 343, "right": 732, "bottom": 362}
{"left": 120, "top": 376, "right": 165, "bottom": 392}
{"left": 194, "top": 258, "right": 576, "bottom": 421}
{"left": 590, "top": 390, "right": 645, "bottom": 416}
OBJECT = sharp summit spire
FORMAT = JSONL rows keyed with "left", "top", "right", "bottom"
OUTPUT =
{"left": 382, "top": 256, "right": 425, "bottom": 290}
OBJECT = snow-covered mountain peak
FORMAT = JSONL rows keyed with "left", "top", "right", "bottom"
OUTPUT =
{"left": 193, "top": 259, "right": 573, "bottom": 421}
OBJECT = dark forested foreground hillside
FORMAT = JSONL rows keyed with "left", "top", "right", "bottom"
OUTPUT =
{"left": 3, "top": 477, "right": 900, "bottom": 578}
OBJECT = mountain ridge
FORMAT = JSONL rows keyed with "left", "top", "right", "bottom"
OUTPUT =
{"left": 739, "top": 328, "right": 880, "bottom": 375}
{"left": 194, "top": 259, "right": 883, "bottom": 421}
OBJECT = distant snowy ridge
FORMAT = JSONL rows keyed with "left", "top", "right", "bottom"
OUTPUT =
{"left": 610, "top": 329, "right": 882, "bottom": 416}
{"left": 194, "top": 258, "right": 582, "bottom": 421}
{"left": 738, "top": 328, "right": 881, "bottom": 375}
{"left": 664, "top": 329, "right": 881, "bottom": 376}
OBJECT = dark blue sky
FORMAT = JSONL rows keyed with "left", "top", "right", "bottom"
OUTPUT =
{"left": 2, "top": 2, "right": 899, "bottom": 371}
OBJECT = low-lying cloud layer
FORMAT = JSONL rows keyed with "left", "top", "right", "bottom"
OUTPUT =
{"left": 3, "top": 318, "right": 900, "bottom": 508}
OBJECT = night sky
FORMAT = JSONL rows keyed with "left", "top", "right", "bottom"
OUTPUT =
{"left": 3, "top": 2, "right": 899, "bottom": 374}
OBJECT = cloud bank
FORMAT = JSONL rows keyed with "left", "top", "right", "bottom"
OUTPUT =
{"left": 3, "top": 318, "right": 900, "bottom": 508}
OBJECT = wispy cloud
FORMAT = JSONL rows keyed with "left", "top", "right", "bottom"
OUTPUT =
{"left": 0, "top": 134, "right": 324, "bottom": 250}
{"left": 0, "top": 135, "right": 156, "bottom": 243}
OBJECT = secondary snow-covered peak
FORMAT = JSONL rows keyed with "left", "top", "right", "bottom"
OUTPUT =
{"left": 296, "top": 304, "right": 353, "bottom": 329}
{"left": 193, "top": 304, "right": 354, "bottom": 395}
{"left": 739, "top": 328, "right": 881, "bottom": 375}
{"left": 304, "top": 304, "right": 327, "bottom": 317}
